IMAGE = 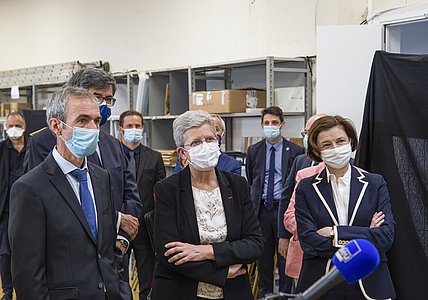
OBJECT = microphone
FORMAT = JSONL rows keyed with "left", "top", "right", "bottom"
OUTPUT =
{"left": 295, "top": 238, "right": 380, "bottom": 300}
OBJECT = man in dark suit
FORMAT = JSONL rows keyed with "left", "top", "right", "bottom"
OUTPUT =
{"left": 118, "top": 110, "right": 166, "bottom": 300}
{"left": 9, "top": 86, "right": 121, "bottom": 299}
{"left": 277, "top": 114, "right": 326, "bottom": 263}
{"left": 23, "top": 68, "right": 142, "bottom": 298}
{"left": 0, "top": 112, "right": 28, "bottom": 300}
{"left": 246, "top": 106, "right": 304, "bottom": 297}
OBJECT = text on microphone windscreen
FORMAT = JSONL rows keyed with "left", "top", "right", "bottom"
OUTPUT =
{"left": 332, "top": 238, "right": 380, "bottom": 284}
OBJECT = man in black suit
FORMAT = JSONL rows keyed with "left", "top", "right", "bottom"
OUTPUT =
{"left": 246, "top": 106, "right": 304, "bottom": 297}
{"left": 277, "top": 113, "right": 326, "bottom": 261}
{"left": 9, "top": 86, "right": 121, "bottom": 299}
{"left": 118, "top": 110, "right": 166, "bottom": 300}
{"left": 0, "top": 112, "right": 28, "bottom": 300}
{"left": 23, "top": 68, "right": 142, "bottom": 298}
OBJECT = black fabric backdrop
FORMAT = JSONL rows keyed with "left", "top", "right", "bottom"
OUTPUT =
{"left": 356, "top": 51, "right": 428, "bottom": 299}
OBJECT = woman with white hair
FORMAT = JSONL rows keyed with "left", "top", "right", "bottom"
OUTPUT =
{"left": 151, "top": 110, "right": 263, "bottom": 300}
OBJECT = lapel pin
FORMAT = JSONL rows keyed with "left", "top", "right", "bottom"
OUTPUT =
{"left": 228, "top": 196, "right": 233, "bottom": 200}
{"left": 286, "top": 147, "right": 290, "bottom": 151}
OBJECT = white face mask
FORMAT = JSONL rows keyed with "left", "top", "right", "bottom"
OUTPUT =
{"left": 186, "top": 142, "right": 220, "bottom": 171}
{"left": 6, "top": 126, "right": 25, "bottom": 138}
{"left": 320, "top": 143, "right": 352, "bottom": 169}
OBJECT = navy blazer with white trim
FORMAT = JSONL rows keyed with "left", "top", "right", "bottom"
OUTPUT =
{"left": 295, "top": 165, "right": 396, "bottom": 299}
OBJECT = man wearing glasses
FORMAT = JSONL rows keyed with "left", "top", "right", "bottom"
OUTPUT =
{"left": 24, "top": 68, "right": 142, "bottom": 299}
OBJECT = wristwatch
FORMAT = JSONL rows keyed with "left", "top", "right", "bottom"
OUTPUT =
{"left": 329, "top": 227, "right": 335, "bottom": 239}
{"left": 120, "top": 239, "right": 129, "bottom": 250}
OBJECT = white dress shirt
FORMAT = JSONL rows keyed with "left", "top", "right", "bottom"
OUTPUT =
{"left": 326, "top": 165, "right": 351, "bottom": 226}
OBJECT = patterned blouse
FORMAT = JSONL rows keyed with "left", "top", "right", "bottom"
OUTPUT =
{"left": 192, "top": 186, "right": 227, "bottom": 299}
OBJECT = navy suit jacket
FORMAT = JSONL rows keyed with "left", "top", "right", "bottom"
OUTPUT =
{"left": 23, "top": 128, "right": 142, "bottom": 240}
{"left": 135, "top": 145, "right": 166, "bottom": 216}
{"left": 9, "top": 154, "right": 121, "bottom": 299}
{"left": 246, "top": 138, "right": 304, "bottom": 214}
{"left": 0, "top": 140, "right": 11, "bottom": 216}
{"left": 295, "top": 166, "right": 396, "bottom": 299}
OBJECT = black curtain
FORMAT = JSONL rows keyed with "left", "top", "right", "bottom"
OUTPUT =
{"left": 356, "top": 51, "right": 428, "bottom": 299}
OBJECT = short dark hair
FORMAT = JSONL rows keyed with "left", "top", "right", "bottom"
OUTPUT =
{"left": 261, "top": 106, "right": 284, "bottom": 123}
{"left": 307, "top": 115, "right": 359, "bottom": 162}
{"left": 67, "top": 68, "right": 117, "bottom": 94}
{"left": 119, "top": 110, "right": 143, "bottom": 127}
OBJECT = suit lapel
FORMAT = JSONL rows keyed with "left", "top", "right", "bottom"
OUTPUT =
{"left": 259, "top": 141, "right": 266, "bottom": 189}
{"left": 216, "top": 169, "right": 234, "bottom": 240}
{"left": 179, "top": 168, "right": 200, "bottom": 243}
{"left": 136, "top": 145, "right": 148, "bottom": 181}
{"left": 88, "top": 163, "right": 104, "bottom": 247}
{"left": 95, "top": 131, "right": 109, "bottom": 167}
{"left": 281, "top": 138, "right": 291, "bottom": 183}
{"left": 312, "top": 169, "right": 340, "bottom": 225}
{"left": 46, "top": 155, "right": 97, "bottom": 246}
{"left": 348, "top": 167, "right": 369, "bottom": 225}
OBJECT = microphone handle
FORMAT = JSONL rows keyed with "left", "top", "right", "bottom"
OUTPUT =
{"left": 296, "top": 267, "right": 344, "bottom": 300}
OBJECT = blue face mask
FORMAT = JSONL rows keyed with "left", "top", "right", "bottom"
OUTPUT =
{"left": 303, "top": 134, "right": 308, "bottom": 150}
{"left": 263, "top": 126, "right": 281, "bottom": 141}
{"left": 61, "top": 121, "right": 99, "bottom": 158}
{"left": 123, "top": 128, "right": 143, "bottom": 144}
{"left": 99, "top": 104, "right": 111, "bottom": 126}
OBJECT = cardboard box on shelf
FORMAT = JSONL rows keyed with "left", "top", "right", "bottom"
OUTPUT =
{"left": 0, "top": 102, "right": 32, "bottom": 117}
{"left": 189, "top": 89, "right": 266, "bottom": 113}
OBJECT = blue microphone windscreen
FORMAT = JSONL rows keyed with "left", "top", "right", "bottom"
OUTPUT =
{"left": 332, "top": 238, "right": 380, "bottom": 284}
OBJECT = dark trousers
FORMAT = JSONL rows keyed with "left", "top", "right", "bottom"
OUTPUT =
{"left": 0, "top": 213, "right": 12, "bottom": 294}
{"left": 257, "top": 203, "right": 292, "bottom": 297}
{"left": 115, "top": 251, "right": 132, "bottom": 299}
{"left": 132, "top": 221, "right": 156, "bottom": 300}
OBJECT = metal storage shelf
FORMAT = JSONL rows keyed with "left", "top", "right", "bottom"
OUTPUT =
{"left": 142, "top": 56, "right": 313, "bottom": 150}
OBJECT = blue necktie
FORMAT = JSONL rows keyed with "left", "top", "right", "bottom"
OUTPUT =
{"left": 70, "top": 168, "right": 97, "bottom": 241}
{"left": 266, "top": 146, "right": 276, "bottom": 211}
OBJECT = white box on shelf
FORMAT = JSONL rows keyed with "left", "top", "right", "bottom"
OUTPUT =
{"left": 274, "top": 86, "right": 305, "bottom": 113}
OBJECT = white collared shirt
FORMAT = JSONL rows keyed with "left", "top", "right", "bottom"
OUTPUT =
{"left": 52, "top": 147, "right": 98, "bottom": 228}
{"left": 326, "top": 164, "right": 351, "bottom": 226}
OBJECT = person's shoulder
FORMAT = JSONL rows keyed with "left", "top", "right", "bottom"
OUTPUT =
{"left": 142, "top": 145, "right": 162, "bottom": 157}
{"left": 29, "top": 127, "right": 55, "bottom": 143}
{"left": 247, "top": 139, "right": 265, "bottom": 153}
{"left": 293, "top": 153, "right": 310, "bottom": 165}
{"left": 353, "top": 166, "right": 385, "bottom": 183}
{"left": 99, "top": 130, "right": 118, "bottom": 143}
{"left": 16, "top": 157, "right": 50, "bottom": 186}
{"left": 0, "top": 138, "right": 7, "bottom": 148}
{"left": 283, "top": 138, "right": 304, "bottom": 152}
{"left": 219, "top": 152, "right": 239, "bottom": 164}
{"left": 155, "top": 171, "right": 180, "bottom": 191}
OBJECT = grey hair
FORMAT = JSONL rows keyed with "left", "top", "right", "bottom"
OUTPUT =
{"left": 173, "top": 110, "right": 216, "bottom": 147}
{"left": 211, "top": 114, "right": 226, "bottom": 133}
{"left": 66, "top": 68, "right": 117, "bottom": 94}
{"left": 46, "top": 86, "right": 98, "bottom": 123}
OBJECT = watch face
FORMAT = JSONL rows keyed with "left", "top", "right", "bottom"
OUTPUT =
{"left": 121, "top": 240, "right": 129, "bottom": 248}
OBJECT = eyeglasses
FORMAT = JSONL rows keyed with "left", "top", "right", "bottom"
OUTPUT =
{"left": 183, "top": 137, "right": 218, "bottom": 148}
{"left": 93, "top": 93, "right": 116, "bottom": 107}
